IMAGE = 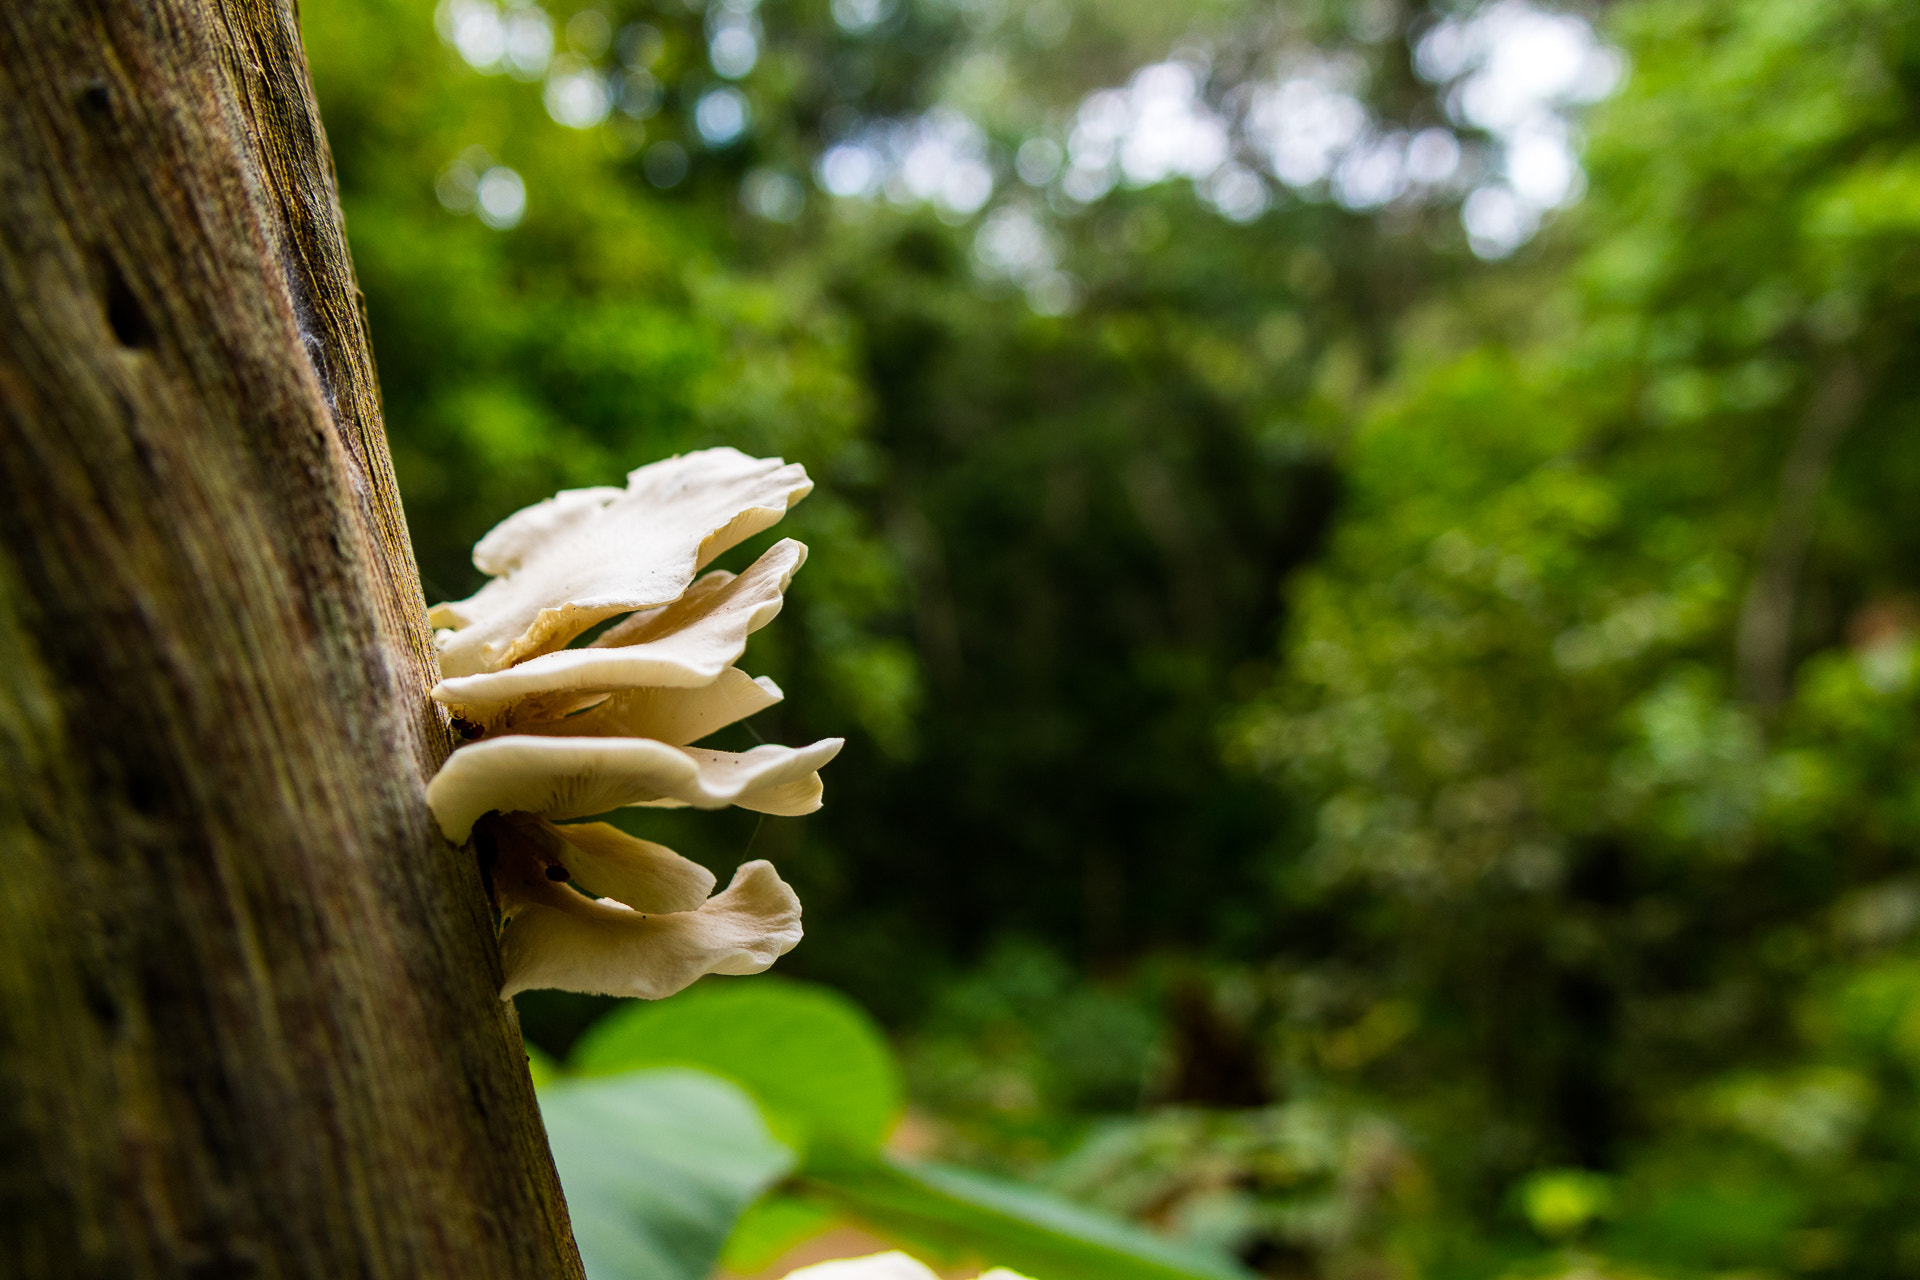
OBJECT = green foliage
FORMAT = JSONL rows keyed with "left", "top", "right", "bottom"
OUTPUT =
{"left": 902, "top": 939, "right": 1163, "bottom": 1146}
{"left": 1520, "top": 1170, "right": 1614, "bottom": 1240}
{"left": 1040, "top": 1100, "right": 1420, "bottom": 1272}
{"left": 570, "top": 977, "right": 903, "bottom": 1152}
{"left": 303, "top": 0, "right": 1415, "bottom": 1035}
{"left": 1224, "top": 0, "right": 1920, "bottom": 1273}
{"left": 540, "top": 1068, "right": 794, "bottom": 1280}
{"left": 796, "top": 1150, "right": 1254, "bottom": 1280}
{"left": 304, "top": 0, "right": 1920, "bottom": 1274}
{"left": 543, "top": 979, "right": 1249, "bottom": 1280}
{"left": 304, "top": 0, "right": 913, "bottom": 770}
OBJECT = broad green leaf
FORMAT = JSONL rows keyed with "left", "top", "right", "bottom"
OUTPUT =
{"left": 540, "top": 1068, "right": 795, "bottom": 1280}
{"left": 796, "top": 1150, "right": 1254, "bottom": 1280}
{"left": 719, "top": 1195, "right": 839, "bottom": 1273}
{"left": 569, "top": 977, "right": 902, "bottom": 1152}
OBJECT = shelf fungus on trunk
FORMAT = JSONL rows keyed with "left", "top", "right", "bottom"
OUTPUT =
{"left": 423, "top": 448, "right": 840, "bottom": 1001}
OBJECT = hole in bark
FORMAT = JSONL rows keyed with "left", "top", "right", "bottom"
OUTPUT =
{"left": 123, "top": 760, "right": 170, "bottom": 816}
{"left": 79, "top": 79, "right": 112, "bottom": 116}
{"left": 183, "top": 1247, "right": 262, "bottom": 1279}
{"left": 82, "top": 971, "right": 123, "bottom": 1033}
{"left": 103, "top": 260, "right": 155, "bottom": 348}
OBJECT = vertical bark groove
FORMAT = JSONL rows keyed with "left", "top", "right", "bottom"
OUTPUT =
{"left": 0, "top": 1, "right": 585, "bottom": 1276}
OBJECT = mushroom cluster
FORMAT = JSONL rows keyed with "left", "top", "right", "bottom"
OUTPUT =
{"left": 423, "top": 448, "right": 842, "bottom": 1000}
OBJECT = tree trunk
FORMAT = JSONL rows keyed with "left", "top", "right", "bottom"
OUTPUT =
{"left": 1734, "top": 357, "right": 1864, "bottom": 711}
{"left": 0, "top": 1, "right": 584, "bottom": 1276}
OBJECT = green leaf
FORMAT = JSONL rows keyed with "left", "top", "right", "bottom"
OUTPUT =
{"left": 796, "top": 1149, "right": 1254, "bottom": 1280}
{"left": 560, "top": 986, "right": 1238, "bottom": 1279}
{"left": 719, "top": 1195, "right": 839, "bottom": 1274}
{"left": 569, "top": 977, "right": 903, "bottom": 1153}
{"left": 540, "top": 1068, "right": 796, "bottom": 1280}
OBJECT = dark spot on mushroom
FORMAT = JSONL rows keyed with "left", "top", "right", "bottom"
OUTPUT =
{"left": 544, "top": 865, "right": 571, "bottom": 882}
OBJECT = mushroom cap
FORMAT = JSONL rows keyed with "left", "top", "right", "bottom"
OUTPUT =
{"left": 426, "top": 734, "right": 845, "bottom": 842}
{"left": 779, "top": 1255, "right": 944, "bottom": 1280}
{"left": 662, "top": 745, "right": 836, "bottom": 816}
{"left": 470, "top": 484, "right": 625, "bottom": 577}
{"left": 530, "top": 820, "right": 717, "bottom": 913}
{"left": 590, "top": 537, "right": 803, "bottom": 650}
{"left": 497, "top": 859, "right": 802, "bottom": 999}
{"left": 430, "top": 449, "right": 811, "bottom": 677}
{"left": 432, "top": 539, "right": 806, "bottom": 711}
{"left": 517, "top": 669, "right": 784, "bottom": 745}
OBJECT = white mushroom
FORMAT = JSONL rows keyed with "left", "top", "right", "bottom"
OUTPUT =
{"left": 522, "top": 818, "right": 716, "bottom": 913}
{"left": 776, "top": 1255, "right": 1043, "bottom": 1280}
{"left": 592, "top": 537, "right": 802, "bottom": 652}
{"left": 779, "top": 1256, "right": 942, "bottom": 1280}
{"left": 495, "top": 856, "right": 802, "bottom": 1000}
{"left": 431, "top": 449, "right": 812, "bottom": 677}
{"left": 517, "top": 669, "right": 784, "bottom": 745}
{"left": 426, "top": 450, "right": 836, "bottom": 1003}
{"left": 469, "top": 485, "right": 626, "bottom": 577}
{"left": 432, "top": 539, "right": 806, "bottom": 715}
{"left": 427, "top": 735, "right": 845, "bottom": 843}
{"left": 651, "top": 746, "right": 833, "bottom": 816}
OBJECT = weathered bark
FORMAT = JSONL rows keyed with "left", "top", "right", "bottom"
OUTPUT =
{"left": 0, "top": 2, "right": 584, "bottom": 1277}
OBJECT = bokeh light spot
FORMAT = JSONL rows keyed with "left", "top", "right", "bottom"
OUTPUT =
{"left": 475, "top": 165, "right": 526, "bottom": 229}
{"left": 695, "top": 87, "right": 751, "bottom": 146}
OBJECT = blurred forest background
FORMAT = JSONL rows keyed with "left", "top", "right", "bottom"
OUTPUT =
{"left": 302, "top": 0, "right": 1920, "bottom": 1273}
